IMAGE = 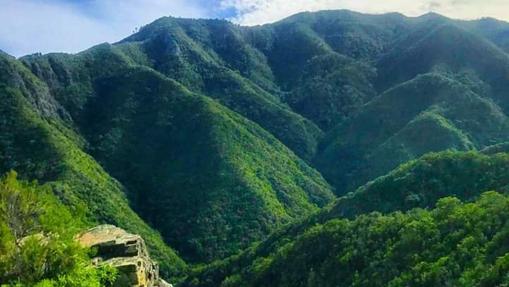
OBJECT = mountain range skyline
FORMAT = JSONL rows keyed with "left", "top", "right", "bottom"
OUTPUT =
{"left": 3, "top": 0, "right": 509, "bottom": 57}
{"left": 3, "top": 6, "right": 509, "bottom": 285}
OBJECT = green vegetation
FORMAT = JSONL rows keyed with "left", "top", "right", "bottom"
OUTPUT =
{"left": 181, "top": 149, "right": 509, "bottom": 286}
{"left": 286, "top": 53, "right": 376, "bottom": 130}
{"left": 2, "top": 29, "right": 336, "bottom": 267}
{"left": 18, "top": 29, "right": 335, "bottom": 263}
{"left": 317, "top": 73, "right": 509, "bottom": 195}
{"left": 0, "top": 53, "right": 186, "bottom": 279}
{"left": 3, "top": 8, "right": 509, "bottom": 285}
{"left": 120, "top": 17, "right": 323, "bottom": 161}
{"left": 184, "top": 191, "right": 509, "bottom": 286}
{"left": 0, "top": 171, "right": 117, "bottom": 286}
{"left": 77, "top": 66, "right": 334, "bottom": 262}
{"left": 326, "top": 151, "right": 509, "bottom": 219}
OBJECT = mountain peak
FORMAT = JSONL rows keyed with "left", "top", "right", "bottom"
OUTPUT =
{"left": 4, "top": 9, "right": 509, "bottom": 286}
{"left": 0, "top": 49, "right": 15, "bottom": 59}
{"left": 421, "top": 11, "right": 442, "bottom": 17}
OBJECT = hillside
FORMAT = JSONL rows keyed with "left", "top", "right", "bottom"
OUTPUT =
{"left": 118, "top": 18, "right": 324, "bottom": 161}
{"left": 3, "top": 8, "right": 509, "bottom": 284}
{"left": 18, "top": 10, "right": 509, "bottom": 200}
{"left": 0, "top": 52, "right": 186, "bottom": 278}
{"left": 325, "top": 151, "right": 509, "bottom": 219}
{"left": 375, "top": 22, "right": 509, "bottom": 101}
{"left": 75, "top": 65, "right": 334, "bottom": 262}
{"left": 317, "top": 73, "right": 509, "bottom": 195}
{"left": 184, "top": 191, "right": 509, "bottom": 287}
{"left": 116, "top": 11, "right": 509, "bottom": 198}
{"left": 7, "top": 38, "right": 335, "bottom": 265}
{"left": 183, "top": 150, "right": 509, "bottom": 286}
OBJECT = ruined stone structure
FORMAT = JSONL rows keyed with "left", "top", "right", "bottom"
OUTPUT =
{"left": 76, "top": 225, "right": 172, "bottom": 287}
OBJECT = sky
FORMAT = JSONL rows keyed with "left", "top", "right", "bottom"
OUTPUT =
{"left": 1, "top": 0, "right": 509, "bottom": 57}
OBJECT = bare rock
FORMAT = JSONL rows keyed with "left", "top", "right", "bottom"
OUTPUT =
{"left": 76, "top": 225, "right": 170, "bottom": 287}
{"left": 158, "top": 279, "right": 174, "bottom": 287}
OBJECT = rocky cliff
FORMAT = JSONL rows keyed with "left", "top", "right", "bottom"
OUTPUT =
{"left": 76, "top": 225, "right": 172, "bottom": 287}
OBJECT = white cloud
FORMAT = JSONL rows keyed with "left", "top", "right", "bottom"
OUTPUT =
{"left": 2, "top": 0, "right": 509, "bottom": 57}
{"left": 89, "top": 0, "right": 207, "bottom": 31}
{"left": 220, "top": 0, "right": 509, "bottom": 25}
{"left": 0, "top": 0, "right": 208, "bottom": 57}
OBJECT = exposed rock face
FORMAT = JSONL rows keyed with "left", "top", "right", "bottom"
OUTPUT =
{"left": 76, "top": 225, "right": 172, "bottom": 287}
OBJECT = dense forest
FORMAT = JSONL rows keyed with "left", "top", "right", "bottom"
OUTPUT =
{"left": 2, "top": 9, "right": 509, "bottom": 286}
{"left": 184, "top": 191, "right": 509, "bottom": 287}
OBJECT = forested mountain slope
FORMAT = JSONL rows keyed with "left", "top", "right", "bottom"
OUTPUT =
{"left": 183, "top": 150, "right": 509, "bottom": 286}
{"left": 115, "top": 10, "right": 509, "bottom": 197}
{"left": 72, "top": 65, "right": 334, "bottom": 262}
{"left": 4, "top": 29, "right": 335, "bottom": 267}
{"left": 316, "top": 73, "right": 509, "bottom": 194}
{"left": 185, "top": 191, "right": 509, "bottom": 287}
{"left": 0, "top": 52, "right": 186, "bottom": 277}
{"left": 19, "top": 10, "right": 509, "bottom": 200}
{"left": 3, "top": 9, "right": 509, "bottom": 283}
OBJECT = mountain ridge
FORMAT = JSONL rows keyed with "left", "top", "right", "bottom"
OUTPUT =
{"left": 3, "top": 9, "right": 509, "bottom": 284}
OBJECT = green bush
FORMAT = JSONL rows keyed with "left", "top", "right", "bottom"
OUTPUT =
{"left": 0, "top": 171, "right": 117, "bottom": 286}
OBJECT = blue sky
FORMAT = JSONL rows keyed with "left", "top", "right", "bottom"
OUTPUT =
{"left": 1, "top": 0, "right": 509, "bottom": 57}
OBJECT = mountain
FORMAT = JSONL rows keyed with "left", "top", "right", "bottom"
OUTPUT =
{"left": 184, "top": 191, "right": 509, "bottom": 287}
{"left": 0, "top": 51, "right": 186, "bottom": 278}
{"left": 325, "top": 150, "right": 509, "bottom": 219}
{"left": 316, "top": 73, "right": 509, "bottom": 194}
{"left": 459, "top": 17, "right": 509, "bottom": 53}
{"left": 18, "top": 10, "right": 509, "bottom": 201}
{"left": 8, "top": 29, "right": 335, "bottom": 265}
{"left": 72, "top": 64, "right": 334, "bottom": 262}
{"left": 117, "top": 11, "right": 509, "bottom": 199}
{"left": 3, "top": 8, "right": 509, "bottom": 284}
{"left": 118, "top": 17, "right": 324, "bottom": 161}
{"left": 375, "top": 22, "right": 509, "bottom": 102}
{"left": 183, "top": 150, "right": 509, "bottom": 286}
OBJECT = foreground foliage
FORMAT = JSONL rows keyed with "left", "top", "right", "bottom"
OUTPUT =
{"left": 0, "top": 171, "right": 117, "bottom": 286}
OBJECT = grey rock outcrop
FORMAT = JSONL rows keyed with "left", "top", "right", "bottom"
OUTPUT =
{"left": 76, "top": 225, "right": 172, "bottom": 287}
